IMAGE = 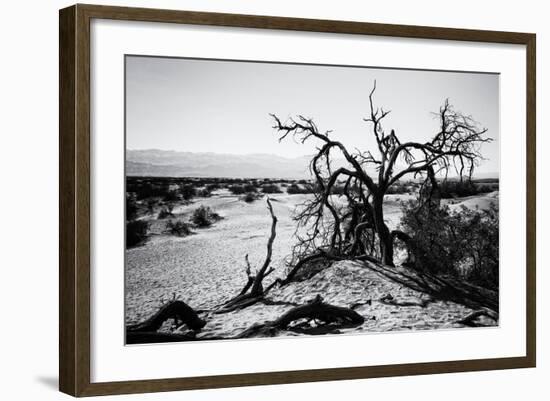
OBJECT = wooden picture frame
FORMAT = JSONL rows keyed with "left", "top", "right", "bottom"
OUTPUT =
{"left": 59, "top": 3, "right": 536, "bottom": 397}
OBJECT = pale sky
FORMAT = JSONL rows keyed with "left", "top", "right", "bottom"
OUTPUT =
{"left": 126, "top": 55, "right": 499, "bottom": 175}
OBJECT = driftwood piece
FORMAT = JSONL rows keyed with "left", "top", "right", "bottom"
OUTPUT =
{"left": 236, "top": 295, "right": 365, "bottom": 338}
{"left": 127, "top": 300, "right": 206, "bottom": 333}
{"left": 274, "top": 295, "right": 364, "bottom": 328}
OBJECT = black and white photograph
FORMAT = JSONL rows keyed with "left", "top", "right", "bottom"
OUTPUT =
{"left": 124, "top": 55, "right": 500, "bottom": 344}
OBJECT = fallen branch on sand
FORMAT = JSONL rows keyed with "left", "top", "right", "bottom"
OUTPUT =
{"left": 126, "top": 295, "right": 365, "bottom": 342}
{"left": 236, "top": 295, "right": 365, "bottom": 338}
{"left": 127, "top": 300, "right": 206, "bottom": 333}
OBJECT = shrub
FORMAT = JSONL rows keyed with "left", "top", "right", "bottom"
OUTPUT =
{"left": 243, "top": 192, "right": 258, "bottom": 203}
{"left": 163, "top": 190, "right": 180, "bottom": 202}
{"left": 287, "top": 183, "right": 315, "bottom": 194}
{"left": 476, "top": 184, "right": 495, "bottom": 194}
{"left": 192, "top": 205, "right": 221, "bottom": 227}
{"left": 261, "top": 184, "right": 282, "bottom": 194}
{"left": 180, "top": 184, "right": 196, "bottom": 201}
{"left": 398, "top": 200, "right": 499, "bottom": 289}
{"left": 158, "top": 205, "right": 174, "bottom": 219}
{"left": 197, "top": 188, "right": 211, "bottom": 197}
{"left": 228, "top": 185, "right": 246, "bottom": 195}
{"left": 146, "top": 199, "right": 156, "bottom": 215}
{"left": 206, "top": 183, "right": 221, "bottom": 192}
{"left": 434, "top": 180, "right": 494, "bottom": 199}
{"left": 126, "top": 194, "right": 138, "bottom": 221}
{"left": 166, "top": 220, "right": 193, "bottom": 236}
{"left": 243, "top": 183, "right": 258, "bottom": 193}
{"left": 129, "top": 182, "right": 170, "bottom": 200}
{"left": 126, "top": 220, "right": 149, "bottom": 247}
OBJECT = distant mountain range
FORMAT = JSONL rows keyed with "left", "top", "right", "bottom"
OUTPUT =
{"left": 126, "top": 149, "right": 498, "bottom": 180}
{"left": 126, "top": 149, "right": 313, "bottom": 179}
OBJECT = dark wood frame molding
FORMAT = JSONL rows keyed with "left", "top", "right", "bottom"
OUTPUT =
{"left": 59, "top": 3, "right": 536, "bottom": 397}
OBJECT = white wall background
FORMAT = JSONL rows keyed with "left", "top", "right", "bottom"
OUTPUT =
{"left": 0, "top": 1, "right": 546, "bottom": 400}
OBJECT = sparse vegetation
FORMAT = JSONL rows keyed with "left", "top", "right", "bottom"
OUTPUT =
{"left": 126, "top": 194, "right": 149, "bottom": 247}
{"left": 126, "top": 194, "right": 138, "bottom": 221}
{"left": 157, "top": 204, "right": 175, "bottom": 219}
{"left": 197, "top": 188, "right": 211, "bottom": 197}
{"left": 228, "top": 185, "right": 246, "bottom": 195}
{"left": 244, "top": 183, "right": 258, "bottom": 193}
{"left": 261, "top": 183, "right": 282, "bottom": 194}
{"left": 192, "top": 205, "right": 222, "bottom": 227}
{"left": 166, "top": 220, "right": 193, "bottom": 237}
{"left": 206, "top": 183, "right": 221, "bottom": 192}
{"left": 436, "top": 179, "right": 496, "bottom": 199}
{"left": 127, "top": 220, "right": 149, "bottom": 248}
{"left": 180, "top": 184, "right": 196, "bottom": 201}
{"left": 243, "top": 192, "right": 258, "bottom": 203}
{"left": 286, "top": 183, "right": 315, "bottom": 194}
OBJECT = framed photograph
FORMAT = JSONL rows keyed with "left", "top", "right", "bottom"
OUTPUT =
{"left": 59, "top": 4, "right": 536, "bottom": 397}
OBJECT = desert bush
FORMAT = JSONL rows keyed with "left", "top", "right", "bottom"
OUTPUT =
{"left": 398, "top": 200, "right": 499, "bottom": 289}
{"left": 146, "top": 199, "right": 156, "bottom": 215}
{"left": 243, "top": 192, "right": 258, "bottom": 203}
{"left": 287, "top": 183, "right": 315, "bottom": 194}
{"left": 166, "top": 220, "right": 193, "bottom": 236}
{"left": 206, "top": 183, "right": 221, "bottom": 192}
{"left": 197, "top": 188, "right": 211, "bottom": 197}
{"left": 261, "top": 183, "right": 282, "bottom": 194}
{"left": 157, "top": 204, "right": 174, "bottom": 219}
{"left": 163, "top": 190, "right": 180, "bottom": 202}
{"left": 129, "top": 182, "right": 170, "bottom": 200}
{"left": 228, "top": 185, "right": 246, "bottom": 195}
{"left": 180, "top": 184, "right": 196, "bottom": 200}
{"left": 434, "top": 180, "right": 495, "bottom": 199}
{"left": 476, "top": 184, "right": 495, "bottom": 194}
{"left": 126, "top": 220, "right": 149, "bottom": 248}
{"left": 243, "top": 183, "right": 258, "bottom": 193}
{"left": 192, "top": 205, "right": 221, "bottom": 227}
{"left": 126, "top": 194, "right": 138, "bottom": 221}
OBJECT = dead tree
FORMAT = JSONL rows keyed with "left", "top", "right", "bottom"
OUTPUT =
{"left": 272, "top": 81, "right": 491, "bottom": 268}
{"left": 217, "top": 198, "right": 278, "bottom": 313}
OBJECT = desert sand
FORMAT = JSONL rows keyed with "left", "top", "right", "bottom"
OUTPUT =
{"left": 125, "top": 190, "right": 499, "bottom": 339}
